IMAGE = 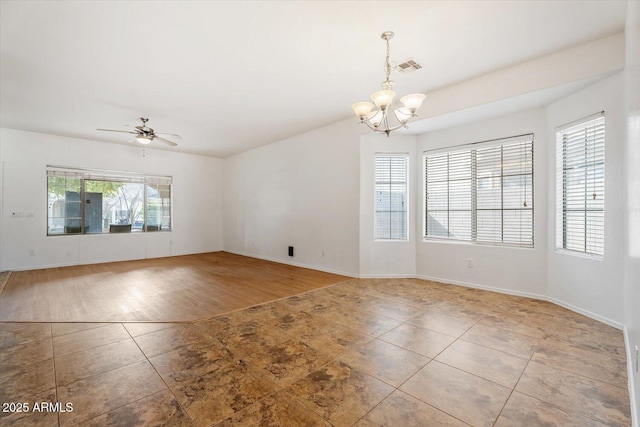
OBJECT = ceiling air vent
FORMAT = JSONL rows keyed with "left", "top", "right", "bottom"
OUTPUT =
{"left": 395, "top": 58, "right": 422, "bottom": 74}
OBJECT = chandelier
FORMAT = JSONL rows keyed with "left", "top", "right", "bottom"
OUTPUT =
{"left": 351, "top": 31, "right": 425, "bottom": 136}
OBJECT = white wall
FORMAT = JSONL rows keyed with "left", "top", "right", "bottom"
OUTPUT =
{"left": 223, "top": 119, "right": 365, "bottom": 277}
{"left": 415, "top": 108, "right": 549, "bottom": 298}
{"left": 546, "top": 73, "right": 625, "bottom": 327}
{"left": 359, "top": 134, "right": 416, "bottom": 277}
{"left": 0, "top": 128, "right": 223, "bottom": 270}
{"left": 624, "top": 0, "right": 640, "bottom": 422}
{"left": 421, "top": 33, "right": 624, "bottom": 120}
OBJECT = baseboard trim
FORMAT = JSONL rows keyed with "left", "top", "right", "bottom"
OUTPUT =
{"left": 4, "top": 250, "right": 221, "bottom": 272}
{"left": 9, "top": 261, "right": 82, "bottom": 271}
{"left": 222, "top": 250, "right": 358, "bottom": 278}
{"left": 416, "top": 273, "right": 548, "bottom": 300}
{"left": 359, "top": 274, "right": 416, "bottom": 279}
{"left": 624, "top": 327, "right": 639, "bottom": 426}
{"left": 547, "top": 296, "right": 623, "bottom": 330}
{"left": 415, "top": 273, "right": 623, "bottom": 330}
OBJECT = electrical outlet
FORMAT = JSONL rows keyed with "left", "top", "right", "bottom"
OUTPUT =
{"left": 467, "top": 258, "right": 474, "bottom": 268}
{"left": 28, "top": 249, "right": 35, "bottom": 256}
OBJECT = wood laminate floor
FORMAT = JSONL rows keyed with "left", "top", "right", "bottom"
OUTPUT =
{"left": 0, "top": 252, "right": 349, "bottom": 322}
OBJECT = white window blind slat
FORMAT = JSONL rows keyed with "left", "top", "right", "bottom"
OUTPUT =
{"left": 375, "top": 155, "right": 408, "bottom": 240}
{"left": 425, "top": 137, "right": 534, "bottom": 247}
{"left": 47, "top": 166, "right": 172, "bottom": 185}
{"left": 556, "top": 114, "right": 605, "bottom": 256}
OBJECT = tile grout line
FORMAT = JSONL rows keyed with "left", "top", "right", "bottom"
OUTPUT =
{"left": 52, "top": 322, "right": 195, "bottom": 425}
{"left": 379, "top": 311, "right": 523, "bottom": 425}
{"left": 531, "top": 337, "right": 629, "bottom": 389}
{"left": 454, "top": 335, "right": 536, "bottom": 362}
{"left": 232, "top": 300, "right": 405, "bottom": 426}
{"left": 388, "top": 358, "right": 472, "bottom": 426}
{"left": 491, "top": 341, "right": 537, "bottom": 425}
{"left": 208, "top": 307, "right": 341, "bottom": 425}
{"left": 352, "top": 313, "right": 484, "bottom": 426}
{"left": 422, "top": 320, "right": 534, "bottom": 392}
{"left": 122, "top": 321, "right": 198, "bottom": 427}
{"left": 531, "top": 333, "right": 629, "bottom": 388}
{"left": 52, "top": 333, "right": 133, "bottom": 359}
{"left": 492, "top": 329, "right": 622, "bottom": 427}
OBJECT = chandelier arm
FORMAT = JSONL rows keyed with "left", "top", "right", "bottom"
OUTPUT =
{"left": 392, "top": 107, "right": 417, "bottom": 123}
{"left": 383, "top": 110, "right": 391, "bottom": 132}
{"left": 362, "top": 109, "right": 383, "bottom": 129}
{"left": 384, "top": 122, "right": 411, "bottom": 133}
{"left": 360, "top": 120, "right": 379, "bottom": 131}
{"left": 360, "top": 118, "right": 408, "bottom": 134}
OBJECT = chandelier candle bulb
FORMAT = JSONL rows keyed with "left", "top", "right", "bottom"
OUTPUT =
{"left": 351, "top": 31, "right": 425, "bottom": 136}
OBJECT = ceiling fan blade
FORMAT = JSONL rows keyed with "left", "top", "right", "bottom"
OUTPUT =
{"left": 156, "top": 132, "right": 182, "bottom": 140}
{"left": 155, "top": 136, "right": 178, "bottom": 147}
{"left": 97, "top": 128, "right": 138, "bottom": 135}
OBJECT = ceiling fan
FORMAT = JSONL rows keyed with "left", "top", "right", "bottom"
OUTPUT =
{"left": 97, "top": 117, "right": 180, "bottom": 146}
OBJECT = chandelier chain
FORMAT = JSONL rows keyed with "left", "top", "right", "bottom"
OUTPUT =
{"left": 385, "top": 37, "right": 391, "bottom": 82}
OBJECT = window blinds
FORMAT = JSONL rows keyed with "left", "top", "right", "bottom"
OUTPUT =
{"left": 556, "top": 113, "right": 605, "bottom": 256}
{"left": 46, "top": 166, "right": 172, "bottom": 185}
{"left": 425, "top": 135, "right": 534, "bottom": 246}
{"left": 375, "top": 155, "right": 408, "bottom": 240}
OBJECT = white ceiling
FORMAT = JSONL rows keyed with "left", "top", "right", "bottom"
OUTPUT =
{"left": 0, "top": 1, "right": 627, "bottom": 158}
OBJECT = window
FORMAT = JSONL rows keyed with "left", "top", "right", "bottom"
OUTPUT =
{"left": 375, "top": 155, "right": 408, "bottom": 240}
{"left": 424, "top": 135, "right": 534, "bottom": 246}
{"left": 47, "top": 167, "right": 172, "bottom": 235}
{"left": 556, "top": 112, "right": 605, "bottom": 256}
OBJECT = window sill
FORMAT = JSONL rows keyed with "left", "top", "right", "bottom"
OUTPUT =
{"left": 422, "top": 238, "right": 534, "bottom": 250}
{"left": 47, "top": 230, "right": 172, "bottom": 237}
{"left": 554, "top": 248, "right": 603, "bottom": 261}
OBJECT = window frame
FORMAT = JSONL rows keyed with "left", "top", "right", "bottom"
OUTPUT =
{"left": 46, "top": 166, "right": 173, "bottom": 236}
{"left": 374, "top": 153, "right": 409, "bottom": 241}
{"left": 423, "top": 134, "right": 534, "bottom": 248}
{"left": 555, "top": 112, "right": 605, "bottom": 257}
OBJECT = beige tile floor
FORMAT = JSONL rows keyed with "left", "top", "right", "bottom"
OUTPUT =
{"left": 0, "top": 278, "right": 631, "bottom": 426}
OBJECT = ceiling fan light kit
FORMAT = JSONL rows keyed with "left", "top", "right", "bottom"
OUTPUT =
{"left": 136, "top": 135, "right": 152, "bottom": 145}
{"left": 351, "top": 31, "right": 425, "bottom": 136}
{"left": 97, "top": 117, "right": 180, "bottom": 147}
